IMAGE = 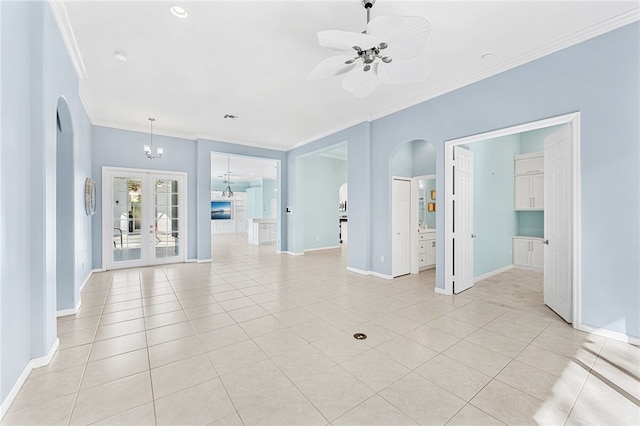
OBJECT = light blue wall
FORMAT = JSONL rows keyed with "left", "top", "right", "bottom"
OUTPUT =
{"left": 91, "top": 126, "right": 198, "bottom": 267}
{"left": 517, "top": 212, "right": 544, "bottom": 238}
{"left": 263, "top": 179, "right": 277, "bottom": 218}
{"left": 390, "top": 142, "right": 413, "bottom": 177}
{"left": 413, "top": 140, "right": 436, "bottom": 176}
{"left": 470, "top": 135, "right": 520, "bottom": 277}
{"left": 301, "top": 156, "right": 346, "bottom": 250}
{"left": 287, "top": 124, "right": 370, "bottom": 270}
{"left": 390, "top": 140, "right": 435, "bottom": 177}
{"left": 1, "top": 1, "right": 93, "bottom": 405}
{"left": 368, "top": 22, "right": 639, "bottom": 337}
{"left": 520, "top": 125, "right": 562, "bottom": 154}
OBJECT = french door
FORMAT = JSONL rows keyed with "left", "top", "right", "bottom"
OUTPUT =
{"left": 103, "top": 168, "right": 186, "bottom": 270}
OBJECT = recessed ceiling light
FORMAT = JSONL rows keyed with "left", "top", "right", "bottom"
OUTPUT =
{"left": 481, "top": 53, "right": 494, "bottom": 61}
{"left": 114, "top": 50, "right": 128, "bottom": 62}
{"left": 169, "top": 5, "right": 188, "bottom": 19}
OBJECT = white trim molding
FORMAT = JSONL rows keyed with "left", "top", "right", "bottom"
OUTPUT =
{"left": 577, "top": 324, "right": 640, "bottom": 346}
{"left": 304, "top": 245, "right": 340, "bottom": 253}
{"left": 57, "top": 300, "right": 81, "bottom": 317}
{"left": 444, "top": 112, "right": 582, "bottom": 327}
{"left": 434, "top": 287, "right": 447, "bottom": 295}
{"left": 0, "top": 338, "right": 59, "bottom": 419}
{"left": 279, "top": 251, "right": 304, "bottom": 256}
{"left": 48, "top": 1, "right": 87, "bottom": 79}
{"left": 474, "top": 265, "right": 514, "bottom": 283}
{"left": 346, "top": 267, "right": 393, "bottom": 280}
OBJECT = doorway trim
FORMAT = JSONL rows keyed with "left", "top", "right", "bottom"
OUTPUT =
{"left": 443, "top": 112, "right": 581, "bottom": 327}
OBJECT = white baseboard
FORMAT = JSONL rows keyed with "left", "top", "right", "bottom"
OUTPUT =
{"left": 474, "top": 265, "right": 514, "bottom": 283}
{"left": 434, "top": 287, "right": 447, "bottom": 295}
{"left": 57, "top": 300, "right": 81, "bottom": 317}
{"left": 196, "top": 258, "right": 212, "bottom": 264}
{"left": 185, "top": 258, "right": 198, "bottom": 263}
{"left": 79, "top": 269, "right": 98, "bottom": 292}
{"left": 304, "top": 245, "right": 340, "bottom": 253}
{"left": 577, "top": 323, "right": 640, "bottom": 346}
{"left": 58, "top": 268, "right": 97, "bottom": 317}
{"left": 0, "top": 338, "right": 59, "bottom": 419}
{"left": 346, "top": 267, "right": 393, "bottom": 280}
{"left": 279, "top": 251, "right": 304, "bottom": 256}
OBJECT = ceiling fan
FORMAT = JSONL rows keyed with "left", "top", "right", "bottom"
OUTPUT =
{"left": 307, "top": 0, "right": 432, "bottom": 97}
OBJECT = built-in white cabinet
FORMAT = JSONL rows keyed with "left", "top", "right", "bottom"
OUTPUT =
{"left": 210, "top": 191, "right": 247, "bottom": 234}
{"left": 234, "top": 192, "right": 247, "bottom": 233}
{"left": 418, "top": 230, "right": 436, "bottom": 270}
{"left": 248, "top": 219, "right": 276, "bottom": 245}
{"left": 513, "top": 236, "right": 544, "bottom": 270}
{"left": 514, "top": 152, "right": 544, "bottom": 210}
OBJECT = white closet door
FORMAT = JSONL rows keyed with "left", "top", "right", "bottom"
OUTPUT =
{"left": 392, "top": 178, "right": 412, "bottom": 277}
{"left": 453, "top": 146, "right": 474, "bottom": 293}
{"left": 544, "top": 125, "right": 572, "bottom": 322}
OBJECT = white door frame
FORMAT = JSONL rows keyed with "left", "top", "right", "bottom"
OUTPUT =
{"left": 411, "top": 174, "right": 435, "bottom": 274}
{"left": 444, "top": 112, "right": 581, "bottom": 327}
{"left": 102, "top": 166, "right": 188, "bottom": 270}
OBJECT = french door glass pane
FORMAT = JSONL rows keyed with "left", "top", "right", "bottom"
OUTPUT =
{"left": 155, "top": 179, "right": 179, "bottom": 259}
{"left": 112, "top": 177, "right": 142, "bottom": 262}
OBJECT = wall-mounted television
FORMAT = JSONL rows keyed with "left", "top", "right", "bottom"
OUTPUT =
{"left": 211, "top": 201, "right": 232, "bottom": 220}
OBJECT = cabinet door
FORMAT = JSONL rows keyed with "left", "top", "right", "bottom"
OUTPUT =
{"left": 515, "top": 155, "right": 544, "bottom": 175}
{"left": 257, "top": 224, "right": 267, "bottom": 242}
{"left": 513, "top": 239, "right": 531, "bottom": 267}
{"left": 425, "top": 239, "right": 436, "bottom": 266}
{"left": 530, "top": 240, "right": 544, "bottom": 269}
{"left": 514, "top": 176, "right": 532, "bottom": 210}
{"left": 531, "top": 174, "right": 544, "bottom": 209}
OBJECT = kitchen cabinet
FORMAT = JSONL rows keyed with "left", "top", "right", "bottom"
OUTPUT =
{"left": 514, "top": 152, "right": 544, "bottom": 211}
{"left": 513, "top": 236, "right": 544, "bottom": 269}
{"left": 248, "top": 219, "right": 276, "bottom": 245}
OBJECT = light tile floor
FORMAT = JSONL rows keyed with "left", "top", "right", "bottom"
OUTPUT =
{"left": 3, "top": 233, "right": 639, "bottom": 425}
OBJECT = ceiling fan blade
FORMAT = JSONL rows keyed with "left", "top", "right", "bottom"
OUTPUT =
{"left": 307, "top": 55, "right": 357, "bottom": 81}
{"left": 318, "top": 30, "right": 378, "bottom": 52}
{"left": 342, "top": 64, "right": 380, "bottom": 98}
{"left": 377, "top": 52, "right": 431, "bottom": 85}
{"left": 366, "top": 15, "right": 431, "bottom": 59}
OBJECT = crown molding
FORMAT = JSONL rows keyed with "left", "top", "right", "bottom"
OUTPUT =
{"left": 49, "top": 1, "right": 87, "bottom": 79}
{"left": 368, "top": 9, "right": 640, "bottom": 122}
{"left": 286, "top": 117, "right": 367, "bottom": 151}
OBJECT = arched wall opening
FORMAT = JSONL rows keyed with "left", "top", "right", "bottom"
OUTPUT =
{"left": 389, "top": 139, "right": 436, "bottom": 277}
{"left": 56, "top": 97, "right": 76, "bottom": 310}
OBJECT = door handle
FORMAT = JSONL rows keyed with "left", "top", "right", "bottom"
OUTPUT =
{"left": 471, "top": 234, "right": 477, "bottom": 238}
{"left": 543, "top": 240, "right": 549, "bottom": 245}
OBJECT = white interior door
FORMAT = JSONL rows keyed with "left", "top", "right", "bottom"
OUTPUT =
{"left": 453, "top": 146, "right": 474, "bottom": 293}
{"left": 544, "top": 125, "right": 572, "bottom": 322}
{"left": 103, "top": 168, "right": 186, "bottom": 270}
{"left": 392, "top": 178, "right": 412, "bottom": 277}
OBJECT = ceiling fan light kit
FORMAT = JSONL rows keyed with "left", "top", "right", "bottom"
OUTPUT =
{"left": 307, "top": 0, "right": 432, "bottom": 97}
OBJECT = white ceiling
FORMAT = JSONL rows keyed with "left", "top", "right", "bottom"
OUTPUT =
{"left": 57, "top": 1, "right": 639, "bottom": 151}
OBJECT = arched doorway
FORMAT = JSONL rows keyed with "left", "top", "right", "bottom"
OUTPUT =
{"left": 389, "top": 139, "right": 436, "bottom": 277}
{"left": 56, "top": 97, "right": 76, "bottom": 311}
